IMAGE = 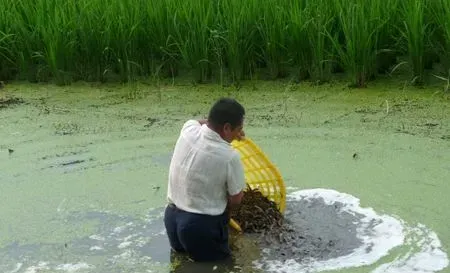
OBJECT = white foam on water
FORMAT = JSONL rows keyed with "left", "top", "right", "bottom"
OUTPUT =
{"left": 55, "top": 263, "right": 92, "bottom": 272}
{"left": 7, "top": 263, "right": 22, "bottom": 273}
{"left": 23, "top": 262, "right": 93, "bottom": 273}
{"left": 254, "top": 188, "right": 449, "bottom": 273}
{"left": 108, "top": 248, "right": 154, "bottom": 268}
{"left": 88, "top": 234, "right": 105, "bottom": 241}
{"left": 155, "top": 229, "right": 167, "bottom": 236}
{"left": 372, "top": 225, "right": 449, "bottom": 273}
{"left": 24, "top": 262, "right": 50, "bottom": 273}
{"left": 136, "top": 236, "right": 150, "bottom": 247}
{"left": 89, "top": 246, "right": 104, "bottom": 251}
{"left": 113, "top": 226, "right": 126, "bottom": 233}
{"left": 118, "top": 241, "right": 133, "bottom": 249}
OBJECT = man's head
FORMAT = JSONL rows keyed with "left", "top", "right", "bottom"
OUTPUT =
{"left": 207, "top": 98, "right": 245, "bottom": 143}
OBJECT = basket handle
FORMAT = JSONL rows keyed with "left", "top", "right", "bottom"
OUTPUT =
{"left": 229, "top": 218, "right": 242, "bottom": 232}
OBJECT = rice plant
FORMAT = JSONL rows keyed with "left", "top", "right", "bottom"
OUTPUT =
{"left": 376, "top": 0, "right": 401, "bottom": 75}
{"left": 304, "top": 0, "right": 335, "bottom": 83}
{"left": 74, "top": 0, "right": 115, "bottom": 82}
{"left": 397, "top": 0, "right": 432, "bottom": 85}
{"left": 286, "top": 0, "right": 310, "bottom": 81}
{"left": 0, "top": 1, "right": 18, "bottom": 80}
{"left": 144, "top": 0, "right": 179, "bottom": 79}
{"left": 103, "top": 0, "right": 147, "bottom": 82}
{"left": 257, "top": 0, "right": 290, "bottom": 79}
{"left": 431, "top": 0, "right": 450, "bottom": 73}
{"left": 31, "top": 0, "right": 79, "bottom": 84}
{"left": 0, "top": 0, "right": 448, "bottom": 87}
{"left": 1, "top": 0, "right": 38, "bottom": 81}
{"left": 327, "top": 0, "right": 387, "bottom": 88}
{"left": 170, "top": 0, "right": 215, "bottom": 83}
{"left": 0, "top": 32, "right": 16, "bottom": 80}
{"left": 217, "top": 0, "right": 260, "bottom": 83}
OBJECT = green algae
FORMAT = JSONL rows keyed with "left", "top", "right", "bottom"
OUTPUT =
{"left": 0, "top": 80, "right": 449, "bottom": 272}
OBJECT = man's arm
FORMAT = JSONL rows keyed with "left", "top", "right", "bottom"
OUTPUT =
{"left": 226, "top": 153, "right": 246, "bottom": 207}
{"left": 228, "top": 191, "right": 244, "bottom": 206}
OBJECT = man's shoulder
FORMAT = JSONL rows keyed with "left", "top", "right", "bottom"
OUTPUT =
{"left": 229, "top": 148, "right": 240, "bottom": 158}
{"left": 222, "top": 146, "right": 241, "bottom": 163}
{"left": 203, "top": 139, "right": 239, "bottom": 163}
{"left": 181, "top": 119, "right": 200, "bottom": 131}
{"left": 179, "top": 120, "right": 203, "bottom": 139}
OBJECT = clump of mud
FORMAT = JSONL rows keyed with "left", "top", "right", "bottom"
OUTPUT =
{"left": 228, "top": 187, "right": 306, "bottom": 265}
{"left": 230, "top": 185, "right": 284, "bottom": 233}
{"left": 229, "top": 185, "right": 299, "bottom": 249}
{"left": 229, "top": 190, "right": 365, "bottom": 265}
{"left": 0, "top": 96, "right": 24, "bottom": 109}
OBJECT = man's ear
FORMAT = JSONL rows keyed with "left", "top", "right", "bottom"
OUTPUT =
{"left": 223, "top": 123, "right": 232, "bottom": 133}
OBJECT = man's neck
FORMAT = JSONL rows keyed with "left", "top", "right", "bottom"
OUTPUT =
{"left": 206, "top": 122, "right": 229, "bottom": 143}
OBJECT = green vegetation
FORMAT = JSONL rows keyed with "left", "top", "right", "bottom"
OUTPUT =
{"left": 1, "top": 0, "right": 450, "bottom": 87}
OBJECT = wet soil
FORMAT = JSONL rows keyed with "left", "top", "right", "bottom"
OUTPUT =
{"left": 254, "top": 197, "right": 364, "bottom": 264}
{"left": 230, "top": 186, "right": 284, "bottom": 233}
{"left": 228, "top": 195, "right": 365, "bottom": 272}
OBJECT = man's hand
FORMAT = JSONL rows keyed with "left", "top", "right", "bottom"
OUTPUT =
{"left": 197, "top": 119, "right": 208, "bottom": 125}
{"left": 236, "top": 130, "right": 245, "bottom": 141}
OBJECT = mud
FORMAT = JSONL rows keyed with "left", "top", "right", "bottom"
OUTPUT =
{"left": 230, "top": 186, "right": 284, "bottom": 233}
{"left": 253, "top": 197, "right": 364, "bottom": 264}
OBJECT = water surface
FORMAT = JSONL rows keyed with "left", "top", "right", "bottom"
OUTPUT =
{"left": 0, "top": 81, "right": 449, "bottom": 272}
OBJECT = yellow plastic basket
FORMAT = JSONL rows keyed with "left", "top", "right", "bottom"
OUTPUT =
{"left": 229, "top": 137, "right": 286, "bottom": 232}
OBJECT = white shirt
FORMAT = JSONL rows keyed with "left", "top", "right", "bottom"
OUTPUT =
{"left": 167, "top": 120, "right": 246, "bottom": 216}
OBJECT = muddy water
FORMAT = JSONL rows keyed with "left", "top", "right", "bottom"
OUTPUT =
{"left": 0, "top": 81, "right": 449, "bottom": 273}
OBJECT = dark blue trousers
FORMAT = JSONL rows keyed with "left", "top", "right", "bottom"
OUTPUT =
{"left": 164, "top": 203, "right": 231, "bottom": 262}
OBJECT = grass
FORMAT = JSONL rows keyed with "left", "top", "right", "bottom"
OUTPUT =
{"left": 0, "top": 0, "right": 450, "bottom": 88}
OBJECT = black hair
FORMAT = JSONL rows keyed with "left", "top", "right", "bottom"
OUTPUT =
{"left": 208, "top": 98, "right": 245, "bottom": 129}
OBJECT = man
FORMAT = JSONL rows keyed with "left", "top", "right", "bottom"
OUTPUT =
{"left": 164, "top": 98, "right": 246, "bottom": 262}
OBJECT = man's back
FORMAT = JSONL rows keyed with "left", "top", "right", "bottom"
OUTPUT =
{"left": 167, "top": 120, "right": 245, "bottom": 216}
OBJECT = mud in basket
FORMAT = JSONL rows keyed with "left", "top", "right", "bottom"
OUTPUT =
{"left": 229, "top": 137, "right": 286, "bottom": 232}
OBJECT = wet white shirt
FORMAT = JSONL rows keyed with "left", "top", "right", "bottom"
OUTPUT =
{"left": 167, "top": 120, "right": 246, "bottom": 216}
